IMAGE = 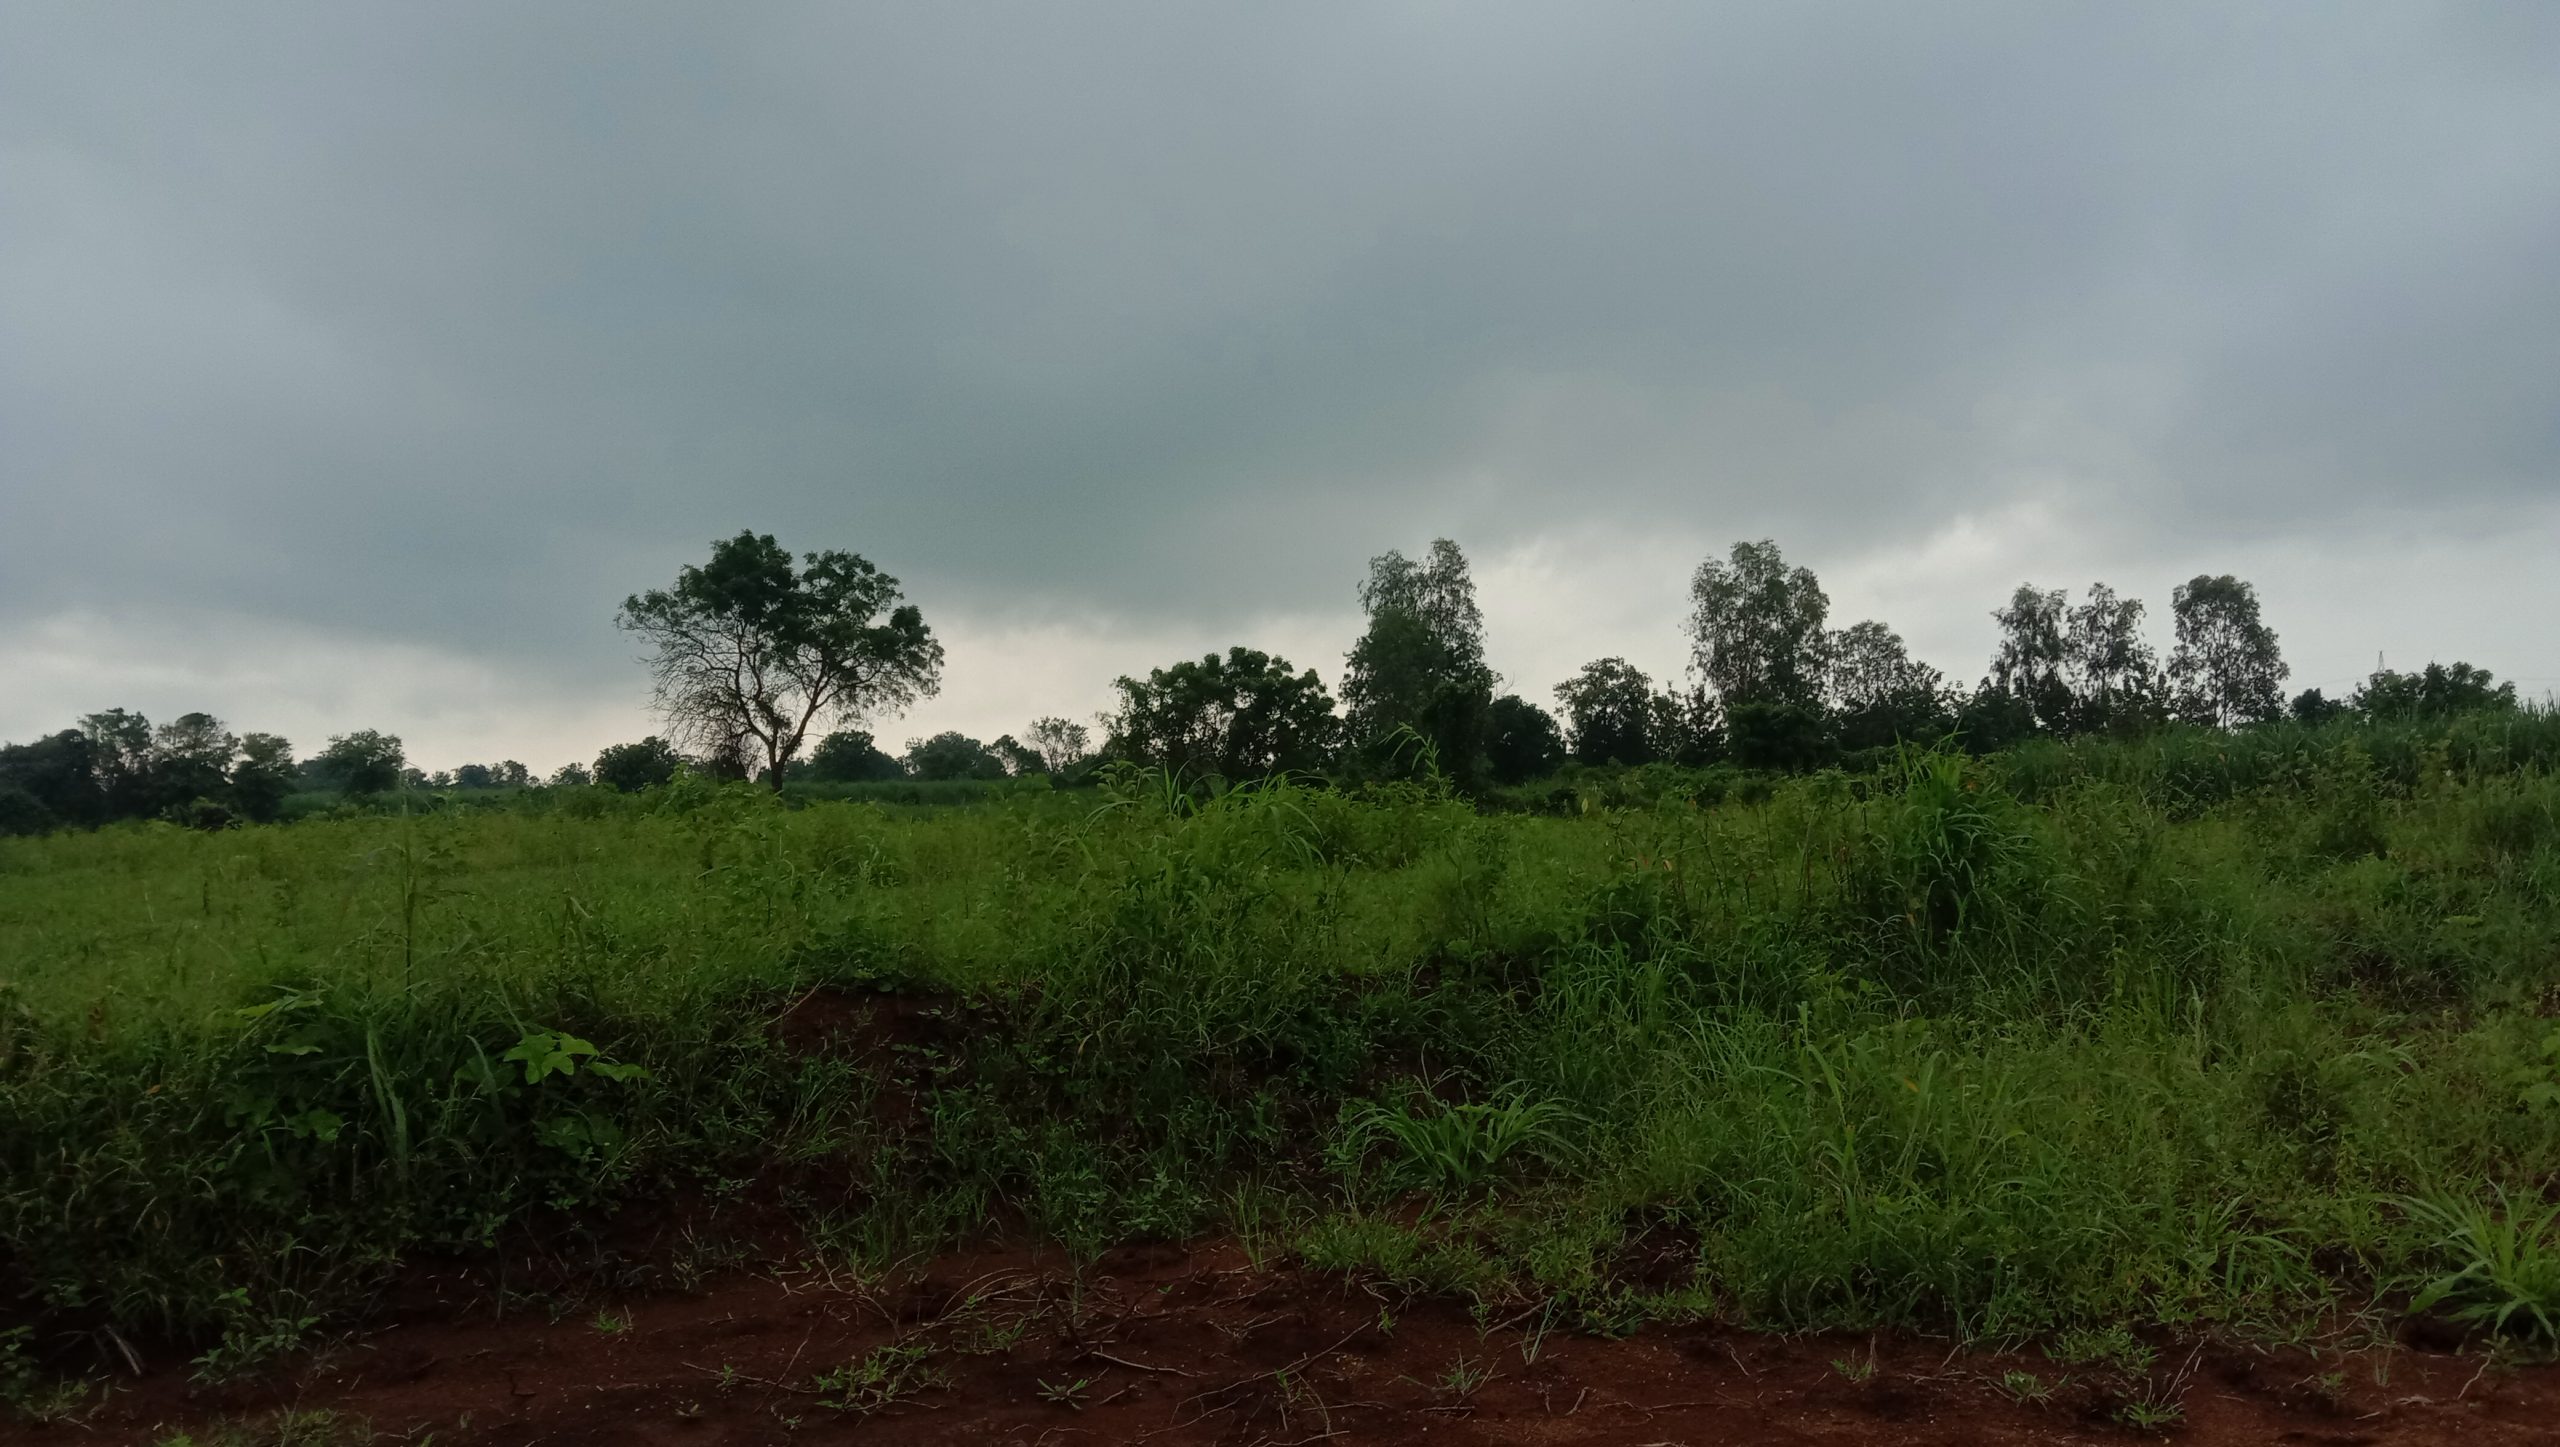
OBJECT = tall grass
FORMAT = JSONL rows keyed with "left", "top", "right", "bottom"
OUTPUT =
{"left": 3, "top": 721, "right": 2559, "bottom": 1373}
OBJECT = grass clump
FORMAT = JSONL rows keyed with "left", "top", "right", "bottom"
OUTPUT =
{"left": 813, "top": 1340, "right": 947, "bottom": 1415}
{"left": 2403, "top": 1188, "right": 2560, "bottom": 1343}
{"left": 1341, "top": 1094, "right": 1578, "bottom": 1194}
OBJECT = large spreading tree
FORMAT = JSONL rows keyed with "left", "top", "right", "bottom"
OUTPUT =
{"left": 618, "top": 532, "right": 943, "bottom": 789}
{"left": 150, "top": 712, "right": 239, "bottom": 809}
{"left": 2351, "top": 661, "right": 2516, "bottom": 719}
{"left": 905, "top": 732, "right": 1010, "bottom": 781}
{"left": 807, "top": 728, "right": 904, "bottom": 782}
{"left": 312, "top": 730, "right": 405, "bottom": 796}
{"left": 1554, "top": 657, "right": 1660, "bottom": 766}
{"left": 594, "top": 737, "right": 684, "bottom": 793}
{"left": 1110, "top": 647, "right": 1340, "bottom": 782}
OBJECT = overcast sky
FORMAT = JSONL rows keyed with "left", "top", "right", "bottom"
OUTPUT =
{"left": 5, "top": 3, "right": 2556, "bottom": 771}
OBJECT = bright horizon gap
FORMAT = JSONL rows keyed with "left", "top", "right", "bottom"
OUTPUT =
{"left": 4, "top": 502, "right": 2556, "bottom": 776}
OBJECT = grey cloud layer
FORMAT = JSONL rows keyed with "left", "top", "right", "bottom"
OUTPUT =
{"left": 4, "top": 3, "right": 2556, "bottom": 687}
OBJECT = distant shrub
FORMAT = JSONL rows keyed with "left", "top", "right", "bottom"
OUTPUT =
{"left": 594, "top": 737, "right": 684, "bottom": 793}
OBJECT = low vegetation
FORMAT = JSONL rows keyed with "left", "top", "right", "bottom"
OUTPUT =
{"left": 5, "top": 706, "right": 2559, "bottom": 1419}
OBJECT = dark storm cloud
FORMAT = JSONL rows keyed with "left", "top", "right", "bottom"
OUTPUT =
{"left": 3, "top": 2, "right": 2556, "bottom": 687}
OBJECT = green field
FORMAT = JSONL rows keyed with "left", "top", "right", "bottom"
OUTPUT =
{"left": 6, "top": 715, "right": 2560, "bottom": 1384}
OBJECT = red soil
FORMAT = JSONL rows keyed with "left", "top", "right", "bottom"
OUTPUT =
{"left": 39, "top": 991, "right": 2558, "bottom": 1443}
{"left": 38, "top": 1238, "right": 2560, "bottom": 1446}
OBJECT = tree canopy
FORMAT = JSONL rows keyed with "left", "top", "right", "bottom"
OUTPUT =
{"left": 905, "top": 731, "right": 1009, "bottom": 781}
{"left": 1555, "top": 657, "right": 1659, "bottom": 766}
{"left": 594, "top": 736, "right": 683, "bottom": 793}
{"left": 7, "top": 524, "right": 2512, "bottom": 837}
{"left": 2351, "top": 661, "right": 2516, "bottom": 719}
{"left": 2061, "top": 584, "right": 2161, "bottom": 734}
{"left": 808, "top": 728, "right": 904, "bottom": 782}
{"left": 2169, "top": 574, "right": 2288, "bottom": 727}
{"left": 1024, "top": 716, "right": 1093, "bottom": 775}
{"left": 1342, "top": 539, "right": 1496, "bottom": 784}
{"left": 1687, "top": 540, "right": 1829, "bottom": 710}
{"left": 1987, "top": 584, "right": 2072, "bottom": 733}
{"left": 1112, "top": 647, "right": 1341, "bottom": 783}
{"left": 617, "top": 532, "right": 943, "bottom": 788}
{"left": 312, "top": 730, "right": 405, "bottom": 795}
{"left": 989, "top": 734, "right": 1045, "bottom": 777}
{"left": 1486, "top": 695, "right": 1565, "bottom": 785}
{"left": 1825, "top": 621, "right": 1951, "bottom": 751}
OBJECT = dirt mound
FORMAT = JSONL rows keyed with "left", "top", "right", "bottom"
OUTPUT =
{"left": 769, "top": 983, "right": 960, "bottom": 1062}
{"left": 33, "top": 1239, "right": 2560, "bottom": 1445}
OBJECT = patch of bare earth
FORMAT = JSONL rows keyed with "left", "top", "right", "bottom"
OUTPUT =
{"left": 37, "top": 1237, "right": 2560, "bottom": 1446}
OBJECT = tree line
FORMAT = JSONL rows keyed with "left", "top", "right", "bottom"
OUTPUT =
{"left": 0, "top": 530, "right": 2527, "bottom": 833}
{"left": 1085, "top": 535, "right": 2521, "bottom": 789}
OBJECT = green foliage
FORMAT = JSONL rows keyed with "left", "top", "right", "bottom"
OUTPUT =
{"left": 0, "top": 730, "right": 97, "bottom": 831}
{"left": 2060, "top": 584, "right": 2165, "bottom": 735}
{"left": 4, "top": 714, "right": 296, "bottom": 831}
{"left": 903, "top": 730, "right": 1008, "bottom": 781}
{"left": 0, "top": 784, "right": 58, "bottom": 837}
{"left": 1827, "top": 619, "right": 1955, "bottom": 751}
{"left": 814, "top": 1341, "right": 947, "bottom": 1413}
{"left": 151, "top": 1409, "right": 376, "bottom": 1447}
{"left": 1856, "top": 749, "right": 2050, "bottom": 967}
{"left": 82, "top": 708, "right": 158, "bottom": 817}
{"left": 2, "top": 722, "right": 2559, "bottom": 1374}
{"left": 1688, "top": 539, "right": 1828, "bottom": 710}
{"left": 989, "top": 733, "right": 1045, "bottom": 777}
{"left": 1646, "top": 686, "right": 1727, "bottom": 768}
{"left": 191, "top": 1286, "right": 322, "bottom": 1382}
{"left": 1986, "top": 582, "right": 2174, "bottom": 739}
{"left": 593, "top": 736, "right": 684, "bottom": 792}
{"left": 782, "top": 776, "right": 1043, "bottom": 808}
{"left": 2403, "top": 1188, "right": 2560, "bottom": 1342}
{"left": 1989, "top": 707, "right": 2560, "bottom": 814}
{"left": 1486, "top": 694, "right": 1566, "bottom": 785}
{"left": 1023, "top": 716, "right": 1093, "bottom": 775}
{"left": 2168, "top": 573, "right": 2288, "bottom": 727}
{"left": 617, "top": 531, "right": 943, "bottom": 787}
{"left": 1344, "top": 1095, "right": 1577, "bottom": 1194}
{"left": 1344, "top": 539, "right": 1496, "bottom": 788}
{"left": 231, "top": 733, "right": 299, "bottom": 822}
{"left": 446, "top": 761, "right": 530, "bottom": 791}
{"left": 1555, "top": 658, "right": 1659, "bottom": 767}
{"left": 2354, "top": 661, "right": 2519, "bottom": 720}
{"left": 152, "top": 713, "right": 240, "bottom": 812}
{"left": 1109, "top": 646, "right": 1341, "bottom": 783}
{"left": 1, "top": 1324, "right": 88, "bottom": 1423}
{"left": 309, "top": 731, "right": 404, "bottom": 797}
{"left": 1726, "top": 699, "right": 1830, "bottom": 772}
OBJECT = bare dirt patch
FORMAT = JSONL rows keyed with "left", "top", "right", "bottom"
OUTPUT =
{"left": 769, "top": 984, "right": 956, "bottom": 1064}
{"left": 33, "top": 1238, "right": 2560, "bottom": 1445}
